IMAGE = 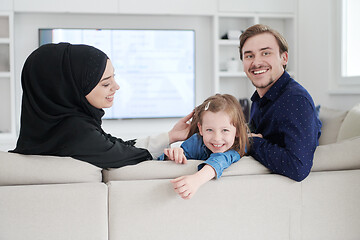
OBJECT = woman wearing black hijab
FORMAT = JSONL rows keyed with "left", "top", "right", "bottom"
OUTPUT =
{"left": 10, "top": 43, "right": 192, "bottom": 168}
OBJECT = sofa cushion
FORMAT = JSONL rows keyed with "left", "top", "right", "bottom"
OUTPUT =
{"left": 103, "top": 156, "right": 270, "bottom": 182}
{"left": 312, "top": 136, "right": 360, "bottom": 172}
{"left": 337, "top": 103, "right": 360, "bottom": 142}
{"left": 301, "top": 170, "right": 360, "bottom": 240}
{"left": 0, "top": 151, "right": 102, "bottom": 186}
{"left": 318, "top": 106, "right": 348, "bottom": 145}
{"left": 0, "top": 183, "right": 108, "bottom": 240}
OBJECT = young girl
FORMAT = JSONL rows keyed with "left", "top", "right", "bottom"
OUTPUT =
{"left": 159, "top": 94, "right": 250, "bottom": 199}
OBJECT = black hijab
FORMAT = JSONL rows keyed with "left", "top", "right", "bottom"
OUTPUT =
{"left": 11, "top": 43, "right": 152, "bottom": 168}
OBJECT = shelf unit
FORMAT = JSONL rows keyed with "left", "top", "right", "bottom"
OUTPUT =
{"left": 0, "top": 12, "right": 15, "bottom": 142}
{"left": 213, "top": 12, "right": 297, "bottom": 100}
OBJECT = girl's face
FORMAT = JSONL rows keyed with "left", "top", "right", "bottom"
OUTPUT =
{"left": 197, "top": 110, "right": 237, "bottom": 153}
{"left": 85, "top": 59, "right": 120, "bottom": 109}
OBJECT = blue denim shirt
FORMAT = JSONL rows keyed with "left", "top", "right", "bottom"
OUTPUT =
{"left": 158, "top": 133, "right": 241, "bottom": 178}
{"left": 249, "top": 71, "right": 322, "bottom": 182}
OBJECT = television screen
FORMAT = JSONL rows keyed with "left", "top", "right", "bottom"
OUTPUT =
{"left": 39, "top": 28, "right": 195, "bottom": 119}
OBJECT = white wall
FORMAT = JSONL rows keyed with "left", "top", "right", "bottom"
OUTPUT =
{"left": 297, "top": 0, "right": 360, "bottom": 110}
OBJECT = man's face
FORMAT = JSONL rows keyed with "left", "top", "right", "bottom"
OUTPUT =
{"left": 242, "top": 32, "right": 288, "bottom": 97}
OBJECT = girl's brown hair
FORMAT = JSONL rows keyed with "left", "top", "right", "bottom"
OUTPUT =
{"left": 187, "top": 94, "right": 250, "bottom": 157}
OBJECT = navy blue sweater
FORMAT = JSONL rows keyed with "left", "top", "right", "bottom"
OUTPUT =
{"left": 249, "top": 71, "right": 322, "bottom": 181}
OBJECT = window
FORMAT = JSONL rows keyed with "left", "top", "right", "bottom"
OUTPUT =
{"left": 342, "top": 0, "right": 360, "bottom": 77}
{"left": 331, "top": 0, "right": 360, "bottom": 93}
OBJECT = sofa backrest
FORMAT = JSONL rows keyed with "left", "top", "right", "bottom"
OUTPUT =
{"left": 0, "top": 151, "right": 102, "bottom": 186}
{"left": 102, "top": 156, "right": 271, "bottom": 182}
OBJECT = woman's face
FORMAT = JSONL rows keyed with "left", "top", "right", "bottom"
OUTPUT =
{"left": 85, "top": 59, "right": 119, "bottom": 109}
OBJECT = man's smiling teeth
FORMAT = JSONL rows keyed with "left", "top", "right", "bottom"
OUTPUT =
{"left": 106, "top": 95, "right": 114, "bottom": 99}
{"left": 253, "top": 69, "right": 267, "bottom": 74}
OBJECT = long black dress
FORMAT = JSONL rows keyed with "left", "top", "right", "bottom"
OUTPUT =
{"left": 10, "top": 43, "right": 152, "bottom": 168}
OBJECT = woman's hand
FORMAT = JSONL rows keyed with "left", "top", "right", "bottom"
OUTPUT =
{"left": 163, "top": 147, "right": 187, "bottom": 164}
{"left": 168, "top": 111, "right": 194, "bottom": 144}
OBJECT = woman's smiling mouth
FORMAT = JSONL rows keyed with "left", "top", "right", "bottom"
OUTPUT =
{"left": 106, "top": 94, "right": 115, "bottom": 101}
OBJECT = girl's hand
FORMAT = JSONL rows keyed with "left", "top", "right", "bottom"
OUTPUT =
{"left": 170, "top": 174, "right": 202, "bottom": 200}
{"left": 170, "top": 165, "right": 216, "bottom": 200}
{"left": 163, "top": 147, "right": 187, "bottom": 164}
{"left": 168, "top": 111, "right": 194, "bottom": 144}
{"left": 249, "top": 133, "right": 263, "bottom": 138}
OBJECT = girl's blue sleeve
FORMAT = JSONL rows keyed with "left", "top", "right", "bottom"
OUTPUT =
{"left": 198, "top": 150, "right": 241, "bottom": 179}
{"left": 181, "top": 134, "right": 207, "bottom": 160}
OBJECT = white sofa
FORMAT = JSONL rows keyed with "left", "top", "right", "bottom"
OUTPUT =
{"left": 1, "top": 103, "right": 360, "bottom": 240}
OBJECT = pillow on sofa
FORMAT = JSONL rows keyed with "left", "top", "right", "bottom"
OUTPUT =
{"left": 337, "top": 103, "right": 360, "bottom": 142}
{"left": 312, "top": 136, "right": 360, "bottom": 172}
{"left": 318, "top": 106, "right": 348, "bottom": 145}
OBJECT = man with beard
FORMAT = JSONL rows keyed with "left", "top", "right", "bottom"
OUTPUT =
{"left": 239, "top": 24, "right": 322, "bottom": 181}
